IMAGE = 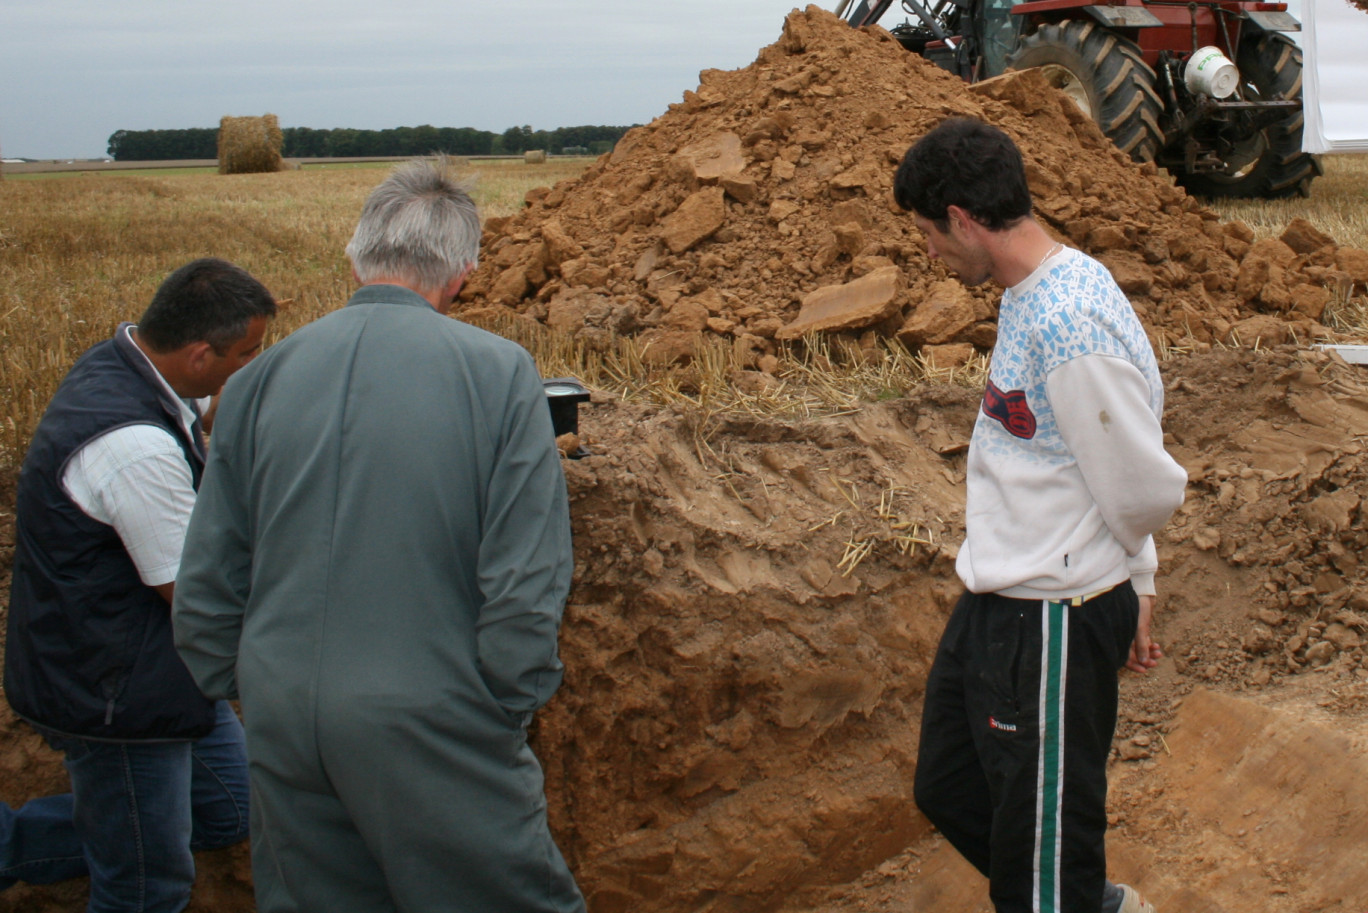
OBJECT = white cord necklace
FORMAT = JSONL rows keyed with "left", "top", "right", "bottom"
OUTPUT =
{"left": 1034, "top": 242, "right": 1063, "bottom": 274}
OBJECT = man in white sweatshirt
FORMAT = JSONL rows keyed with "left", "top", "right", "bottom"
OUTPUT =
{"left": 894, "top": 118, "right": 1187, "bottom": 913}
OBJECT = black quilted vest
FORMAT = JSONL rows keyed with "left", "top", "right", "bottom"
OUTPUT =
{"left": 4, "top": 325, "right": 215, "bottom": 740}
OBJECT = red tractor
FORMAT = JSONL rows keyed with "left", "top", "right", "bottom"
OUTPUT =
{"left": 837, "top": 0, "right": 1322, "bottom": 197}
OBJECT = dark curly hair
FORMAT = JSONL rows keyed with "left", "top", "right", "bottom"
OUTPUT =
{"left": 893, "top": 117, "right": 1033, "bottom": 232}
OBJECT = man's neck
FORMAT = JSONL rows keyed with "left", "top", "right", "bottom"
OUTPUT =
{"left": 129, "top": 327, "right": 190, "bottom": 398}
{"left": 993, "top": 220, "right": 1062, "bottom": 289}
{"left": 360, "top": 278, "right": 444, "bottom": 312}
{"left": 355, "top": 268, "right": 469, "bottom": 314}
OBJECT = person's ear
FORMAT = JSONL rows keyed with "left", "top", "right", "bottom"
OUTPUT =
{"left": 948, "top": 205, "right": 986, "bottom": 242}
{"left": 183, "top": 341, "right": 215, "bottom": 377}
{"left": 452, "top": 264, "right": 474, "bottom": 295}
{"left": 439, "top": 265, "right": 475, "bottom": 311}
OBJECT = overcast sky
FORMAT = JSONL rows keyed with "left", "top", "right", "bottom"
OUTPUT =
{"left": 1, "top": 1, "right": 807, "bottom": 160}
{"left": 2, "top": 2, "right": 1331, "bottom": 161}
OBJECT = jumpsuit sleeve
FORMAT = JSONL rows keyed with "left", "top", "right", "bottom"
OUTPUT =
{"left": 172, "top": 390, "right": 254, "bottom": 701}
{"left": 474, "top": 353, "right": 574, "bottom": 724}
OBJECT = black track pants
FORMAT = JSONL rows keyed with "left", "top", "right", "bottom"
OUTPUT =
{"left": 914, "top": 584, "right": 1139, "bottom": 913}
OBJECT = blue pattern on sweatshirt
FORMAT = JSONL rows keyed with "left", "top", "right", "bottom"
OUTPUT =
{"left": 976, "top": 250, "right": 1163, "bottom": 464}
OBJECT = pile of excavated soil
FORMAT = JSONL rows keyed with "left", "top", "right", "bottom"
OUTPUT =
{"left": 459, "top": 5, "right": 1368, "bottom": 371}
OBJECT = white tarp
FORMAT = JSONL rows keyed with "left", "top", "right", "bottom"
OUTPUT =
{"left": 1301, "top": 0, "right": 1368, "bottom": 152}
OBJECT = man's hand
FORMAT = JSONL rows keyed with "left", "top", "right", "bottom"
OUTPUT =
{"left": 1126, "top": 594, "right": 1163, "bottom": 673}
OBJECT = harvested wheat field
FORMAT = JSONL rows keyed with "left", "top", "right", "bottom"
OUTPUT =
{"left": 4, "top": 6, "right": 1368, "bottom": 912}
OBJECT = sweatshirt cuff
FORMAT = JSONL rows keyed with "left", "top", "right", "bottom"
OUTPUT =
{"left": 1130, "top": 571, "right": 1157, "bottom": 597}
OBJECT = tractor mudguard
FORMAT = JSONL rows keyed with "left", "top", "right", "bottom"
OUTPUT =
{"left": 1077, "top": 5, "right": 1164, "bottom": 29}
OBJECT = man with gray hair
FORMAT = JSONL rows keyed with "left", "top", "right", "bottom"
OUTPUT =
{"left": 172, "top": 158, "right": 585, "bottom": 913}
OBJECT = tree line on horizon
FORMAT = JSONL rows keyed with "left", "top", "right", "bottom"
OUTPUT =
{"left": 105, "top": 123, "right": 635, "bottom": 161}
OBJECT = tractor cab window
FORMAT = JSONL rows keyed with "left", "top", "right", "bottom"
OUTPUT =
{"left": 979, "top": 0, "right": 1020, "bottom": 77}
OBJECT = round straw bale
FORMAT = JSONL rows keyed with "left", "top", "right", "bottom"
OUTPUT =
{"left": 218, "top": 114, "right": 285, "bottom": 175}
{"left": 524, "top": 149, "right": 547, "bottom": 164}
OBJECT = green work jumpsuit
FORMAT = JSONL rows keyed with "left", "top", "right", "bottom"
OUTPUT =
{"left": 173, "top": 285, "right": 584, "bottom": 913}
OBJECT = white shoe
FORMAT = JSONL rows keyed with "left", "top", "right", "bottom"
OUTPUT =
{"left": 1116, "top": 883, "right": 1155, "bottom": 913}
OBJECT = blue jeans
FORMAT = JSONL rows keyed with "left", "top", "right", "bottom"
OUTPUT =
{"left": 0, "top": 792, "right": 86, "bottom": 888}
{"left": 13, "top": 701, "right": 250, "bottom": 913}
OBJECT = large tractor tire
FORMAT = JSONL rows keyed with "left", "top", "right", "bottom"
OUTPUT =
{"left": 1006, "top": 20, "right": 1164, "bottom": 163}
{"left": 1176, "top": 32, "right": 1321, "bottom": 199}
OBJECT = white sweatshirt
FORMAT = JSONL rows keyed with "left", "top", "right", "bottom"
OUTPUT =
{"left": 955, "top": 247, "right": 1187, "bottom": 600}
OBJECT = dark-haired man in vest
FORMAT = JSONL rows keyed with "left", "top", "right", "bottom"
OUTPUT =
{"left": 3, "top": 258, "right": 275, "bottom": 912}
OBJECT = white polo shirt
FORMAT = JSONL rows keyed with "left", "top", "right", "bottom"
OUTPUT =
{"left": 61, "top": 325, "right": 209, "bottom": 588}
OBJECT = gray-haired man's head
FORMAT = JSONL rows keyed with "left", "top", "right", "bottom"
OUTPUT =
{"left": 345, "top": 157, "right": 481, "bottom": 297}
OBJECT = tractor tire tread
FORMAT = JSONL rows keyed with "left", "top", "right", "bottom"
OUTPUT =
{"left": 1006, "top": 20, "right": 1163, "bottom": 164}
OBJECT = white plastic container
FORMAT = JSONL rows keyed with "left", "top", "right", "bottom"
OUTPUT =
{"left": 1185, "top": 46, "right": 1239, "bottom": 98}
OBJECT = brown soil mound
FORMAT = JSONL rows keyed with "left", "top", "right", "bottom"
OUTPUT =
{"left": 459, "top": 5, "right": 1368, "bottom": 367}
